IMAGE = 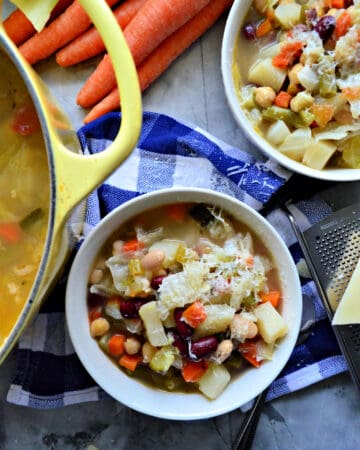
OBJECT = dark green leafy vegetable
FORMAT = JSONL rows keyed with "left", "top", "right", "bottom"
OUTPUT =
{"left": 19, "top": 208, "right": 44, "bottom": 229}
{"left": 189, "top": 203, "right": 215, "bottom": 227}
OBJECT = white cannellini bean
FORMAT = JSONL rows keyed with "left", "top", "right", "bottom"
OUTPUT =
{"left": 90, "top": 268, "right": 104, "bottom": 285}
{"left": 140, "top": 249, "right": 165, "bottom": 271}
{"left": 214, "top": 340, "right": 233, "bottom": 363}
{"left": 231, "top": 314, "right": 258, "bottom": 341}
{"left": 142, "top": 342, "right": 157, "bottom": 363}
{"left": 90, "top": 317, "right": 110, "bottom": 337}
{"left": 124, "top": 337, "right": 142, "bottom": 355}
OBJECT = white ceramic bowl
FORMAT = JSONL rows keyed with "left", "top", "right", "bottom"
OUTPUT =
{"left": 221, "top": 0, "right": 360, "bottom": 182}
{"left": 66, "top": 188, "right": 302, "bottom": 420}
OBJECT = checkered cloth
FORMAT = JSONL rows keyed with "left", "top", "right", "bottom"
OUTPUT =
{"left": 6, "top": 112, "right": 347, "bottom": 409}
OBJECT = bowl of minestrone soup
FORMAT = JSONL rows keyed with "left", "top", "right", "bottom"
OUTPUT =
{"left": 66, "top": 188, "right": 302, "bottom": 420}
{"left": 0, "top": 0, "right": 141, "bottom": 365}
{"left": 221, "top": 0, "right": 360, "bottom": 181}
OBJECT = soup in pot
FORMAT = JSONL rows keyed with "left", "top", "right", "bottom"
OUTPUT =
{"left": 0, "top": 51, "right": 49, "bottom": 345}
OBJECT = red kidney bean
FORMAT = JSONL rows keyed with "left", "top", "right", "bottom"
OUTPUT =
{"left": 151, "top": 275, "right": 166, "bottom": 289}
{"left": 314, "top": 15, "right": 336, "bottom": 43}
{"left": 87, "top": 293, "right": 106, "bottom": 308}
{"left": 171, "top": 332, "right": 189, "bottom": 356}
{"left": 242, "top": 24, "right": 257, "bottom": 40}
{"left": 189, "top": 336, "right": 218, "bottom": 359}
{"left": 174, "top": 308, "right": 193, "bottom": 338}
{"left": 120, "top": 298, "right": 149, "bottom": 318}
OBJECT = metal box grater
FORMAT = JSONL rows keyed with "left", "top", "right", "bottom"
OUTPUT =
{"left": 285, "top": 202, "right": 360, "bottom": 388}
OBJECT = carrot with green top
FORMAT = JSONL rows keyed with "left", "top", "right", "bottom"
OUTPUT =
{"left": 77, "top": 0, "right": 212, "bottom": 108}
{"left": 3, "top": 0, "right": 73, "bottom": 45}
{"left": 56, "top": 0, "right": 147, "bottom": 67}
{"left": 182, "top": 301, "right": 207, "bottom": 328}
{"left": 182, "top": 360, "right": 208, "bottom": 382}
{"left": 19, "top": 0, "right": 119, "bottom": 65}
{"left": 83, "top": 0, "right": 234, "bottom": 121}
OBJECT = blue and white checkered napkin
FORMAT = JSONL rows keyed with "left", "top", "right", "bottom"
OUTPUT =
{"left": 6, "top": 111, "right": 347, "bottom": 409}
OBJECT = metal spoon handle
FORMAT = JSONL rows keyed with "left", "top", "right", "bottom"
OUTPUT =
{"left": 231, "top": 388, "right": 268, "bottom": 450}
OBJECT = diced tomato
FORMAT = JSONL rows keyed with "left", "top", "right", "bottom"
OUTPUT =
{"left": 238, "top": 342, "right": 262, "bottom": 368}
{"left": 88, "top": 306, "right": 102, "bottom": 322}
{"left": 122, "top": 239, "right": 145, "bottom": 253}
{"left": 181, "top": 360, "right": 208, "bottom": 382}
{"left": 0, "top": 222, "right": 23, "bottom": 243}
{"left": 11, "top": 103, "right": 41, "bottom": 136}
{"left": 182, "top": 301, "right": 207, "bottom": 328}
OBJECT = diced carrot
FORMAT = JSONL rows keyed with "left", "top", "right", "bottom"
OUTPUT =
{"left": 88, "top": 306, "right": 102, "bottom": 322}
{"left": 122, "top": 239, "right": 144, "bottom": 253}
{"left": 181, "top": 360, "right": 208, "bottom": 382}
{"left": 335, "top": 11, "right": 352, "bottom": 39}
{"left": 341, "top": 86, "right": 360, "bottom": 100}
{"left": 108, "top": 334, "right": 126, "bottom": 357}
{"left": 274, "top": 91, "right": 292, "bottom": 108}
{"left": 272, "top": 41, "right": 303, "bottom": 69}
{"left": 19, "top": 0, "right": 119, "bottom": 65}
{"left": 119, "top": 354, "right": 142, "bottom": 371}
{"left": 331, "top": 0, "right": 345, "bottom": 8}
{"left": 259, "top": 291, "right": 281, "bottom": 308}
{"left": 255, "top": 17, "right": 273, "bottom": 38}
{"left": 166, "top": 204, "right": 187, "bottom": 222}
{"left": 77, "top": 0, "right": 212, "bottom": 107}
{"left": 182, "top": 301, "right": 207, "bottom": 328}
{"left": 0, "top": 222, "right": 23, "bottom": 243}
{"left": 310, "top": 104, "right": 335, "bottom": 127}
{"left": 245, "top": 255, "right": 254, "bottom": 267}
{"left": 83, "top": 0, "right": 233, "bottom": 121}
{"left": 238, "top": 342, "right": 261, "bottom": 368}
{"left": 56, "top": 0, "right": 147, "bottom": 67}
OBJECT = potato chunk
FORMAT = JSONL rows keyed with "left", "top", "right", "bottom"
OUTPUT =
{"left": 248, "top": 58, "right": 287, "bottom": 92}
{"left": 254, "top": 302, "right": 288, "bottom": 344}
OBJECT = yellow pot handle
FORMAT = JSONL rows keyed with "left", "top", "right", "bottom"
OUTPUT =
{"left": 51, "top": 0, "right": 142, "bottom": 214}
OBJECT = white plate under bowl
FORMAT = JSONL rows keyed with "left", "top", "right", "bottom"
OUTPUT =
{"left": 66, "top": 188, "right": 302, "bottom": 420}
{"left": 221, "top": 0, "right": 360, "bottom": 181}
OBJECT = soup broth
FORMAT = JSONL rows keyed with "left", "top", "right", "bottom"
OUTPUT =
{"left": 87, "top": 202, "right": 288, "bottom": 399}
{"left": 0, "top": 51, "right": 49, "bottom": 345}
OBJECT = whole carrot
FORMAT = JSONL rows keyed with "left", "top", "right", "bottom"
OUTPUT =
{"left": 56, "top": 0, "right": 147, "bottom": 67}
{"left": 77, "top": 0, "right": 211, "bottom": 108}
{"left": 84, "top": 0, "right": 234, "bottom": 123}
{"left": 19, "top": 0, "right": 119, "bottom": 65}
{"left": 4, "top": 0, "right": 73, "bottom": 45}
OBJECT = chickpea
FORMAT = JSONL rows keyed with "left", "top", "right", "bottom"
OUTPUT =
{"left": 112, "top": 240, "right": 124, "bottom": 255}
{"left": 254, "top": 87, "right": 276, "bottom": 108}
{"left": 214, "top": 339, "right": 233, "bottom": 364}
{"left": 124, "top": 337, "right": 142, "bottom": 355}
{"left": 142, "top": 342, "right": 157, "bottom": 363}
{"left": 288, "top": 63, "right": 303, "bottom": 86}
{"left": 90, "top": 268, "right": 104, "bottom": 285}
{"left": 140, "top": 249, "right": 165, "bottom": 271}
{"left": 231, "top": 314, "right": 258, "bottom": 341}
{"left": 90, "top": 317, "right": 110, "bottom": 337}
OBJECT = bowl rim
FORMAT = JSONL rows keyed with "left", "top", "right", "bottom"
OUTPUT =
{"left": 221, "top": 0, "right": 360, "bottom": 182}
{"left": 66, "top": 188, "right": 302, "bottom": 420}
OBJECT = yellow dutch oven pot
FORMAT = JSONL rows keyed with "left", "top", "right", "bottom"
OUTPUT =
{"left": 0, "top": 0, "right": 142, "bottom": 364}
